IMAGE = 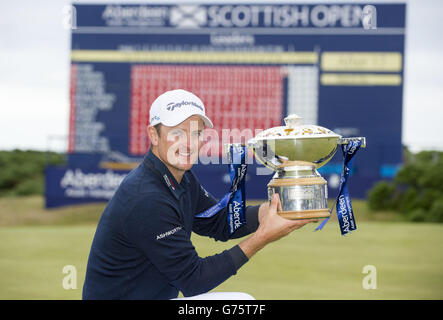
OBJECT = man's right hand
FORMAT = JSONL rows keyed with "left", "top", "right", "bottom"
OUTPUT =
{"left": 238, "top": 193, "right": 317, "bottom": 259}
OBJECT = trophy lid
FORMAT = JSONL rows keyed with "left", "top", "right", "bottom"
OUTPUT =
{"left": 254, "top": 114, "right": 340, "bottom": 140}
{"left": 248, "top": 114, "right": 342, "bottom": 170}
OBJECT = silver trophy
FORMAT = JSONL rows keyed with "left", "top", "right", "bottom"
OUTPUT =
{"left": 248, "top": 114, "right": 366, "bottom": 220}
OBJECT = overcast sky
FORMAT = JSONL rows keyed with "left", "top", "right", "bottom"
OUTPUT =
{"left": 0, "top": 0, "right": 442, "bottom": 153}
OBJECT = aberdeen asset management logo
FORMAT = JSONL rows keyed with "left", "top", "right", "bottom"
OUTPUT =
{"left": 170, "top": 5, "right": 207, "bottom": 28}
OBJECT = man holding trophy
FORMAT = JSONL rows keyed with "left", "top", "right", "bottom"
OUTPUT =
{"left": 82, "top": 89, "right": 317, "bottom": 300}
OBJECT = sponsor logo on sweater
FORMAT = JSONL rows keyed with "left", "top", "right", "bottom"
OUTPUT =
{"left": 156, "top": 226, "right": 182, "bottom": 240}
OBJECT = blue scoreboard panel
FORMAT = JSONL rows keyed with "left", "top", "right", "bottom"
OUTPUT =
{"left": 45, "top": 3, "right": 406, "bottom": 207}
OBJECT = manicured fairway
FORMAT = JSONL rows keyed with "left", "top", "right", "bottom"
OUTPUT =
{"left": 1, "top": 221, "right": 442, "bottom": 299}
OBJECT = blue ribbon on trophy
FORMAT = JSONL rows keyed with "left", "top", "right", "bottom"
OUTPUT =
{"left": 195, "top": 144, "right": 247, "bottom": 235}
{"left": 315, "top": 139, "right": 363, "bottom": 235}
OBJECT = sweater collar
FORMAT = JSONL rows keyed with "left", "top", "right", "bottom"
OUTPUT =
{"left": 144, "top": 149, "right": 190, "bottom": 199}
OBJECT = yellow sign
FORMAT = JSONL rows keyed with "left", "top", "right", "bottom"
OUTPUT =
{"left": 321, "top": 73, "right": 402, "bottom": 86}
{"left": 321, "top": 52, "right": 402, "bottom": 72}
{"left": 71, "top": 50, "right": 318, "bottom": 65}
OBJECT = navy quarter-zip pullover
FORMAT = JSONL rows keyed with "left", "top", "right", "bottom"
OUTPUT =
{"left": 82, "top": 149, "right": 260, "bottom": 299}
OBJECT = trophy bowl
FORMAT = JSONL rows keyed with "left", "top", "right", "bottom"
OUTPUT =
{"left": 248, "top": 114, "right": 366, "bottom": 220}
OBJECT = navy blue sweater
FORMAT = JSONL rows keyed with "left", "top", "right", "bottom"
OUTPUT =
{"left": 82, "top": 149, "right": 260, "bottom": 299}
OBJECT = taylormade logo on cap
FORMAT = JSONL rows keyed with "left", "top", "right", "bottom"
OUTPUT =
{"left": 166, "top": 100, "right": 204, "bottom": 112}
{"left": 149, "top": 89, "right": 213, "bottom": 128}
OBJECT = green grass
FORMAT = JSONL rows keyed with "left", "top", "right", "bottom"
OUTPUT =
{"left": 0, "top": 225, "right": 93, "bottom": 299}
{"left": 0, "top": 196, "right": 396, "bottom": 227}
{"left": 0, "top": 196, "right": 442, "bottom": 299}
{"left": 0, "top": 196, "right": 106, "bottom": 226}
{"left": 196, "top": 222, "right": 443, "bottom": 299}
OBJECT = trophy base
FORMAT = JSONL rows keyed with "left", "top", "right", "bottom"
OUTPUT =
{"left": 277, "top": 209, "right": 330, "bottom": 220}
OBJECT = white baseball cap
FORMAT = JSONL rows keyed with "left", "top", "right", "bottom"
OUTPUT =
{"left": 149, "top": 89, "right": 213, "bottom": 128}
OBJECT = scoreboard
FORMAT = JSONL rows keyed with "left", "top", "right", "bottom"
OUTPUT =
{"left": 128, "top": 65, "right": 284, "bottom": 156}
{"left": 45, "top": 3, "right": 406, "bottom": 207}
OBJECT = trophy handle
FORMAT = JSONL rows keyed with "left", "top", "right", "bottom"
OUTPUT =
{"left": 223, "top": 143, "right": 245, "bottom": 156}
{"left": 337, "top": 137, "right": 366, "bottom": 148}
{"left": 247, "top": 139, "right": 278, "bottom": 171}
{"left": 223, "top": 143, "right": 247, "bottom": 164}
